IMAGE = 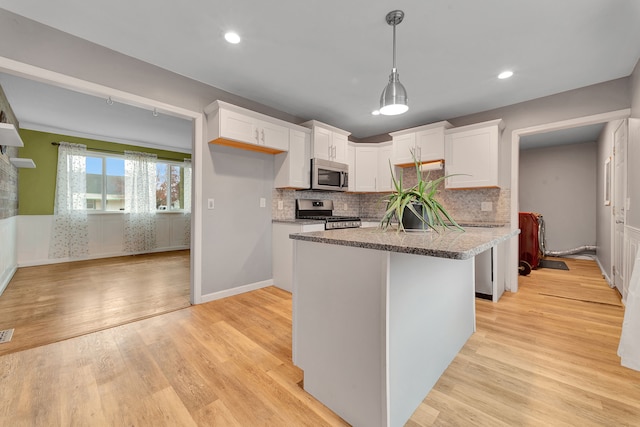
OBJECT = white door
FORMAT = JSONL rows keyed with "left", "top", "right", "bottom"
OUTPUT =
{"left": 613, "top": 120, "right": 627, "bottom": 295}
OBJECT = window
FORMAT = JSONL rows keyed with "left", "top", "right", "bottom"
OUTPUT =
{"left": 156, "top": 162, "right": 185, "bottom": 211}
{"left": 86, "top": 154, "right": 187, "bottom": 212}
{"left": 86, "top": 156, "right": 125, "bottom": 211}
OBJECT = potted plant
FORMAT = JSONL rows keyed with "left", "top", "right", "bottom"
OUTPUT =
{"left": 380, "top": 157, "right": 464, "bottom": 232}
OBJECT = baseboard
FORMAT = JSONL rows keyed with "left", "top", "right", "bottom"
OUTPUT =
{"left": 200, "top": 279, "right": 274, "bottom": 304}
{"left": 595, "top": 256, "right": 613, "bottom": 287}
{"left": 17, "top": 246, "right": 190, "bottom": 267}
{"left": 0, "top": 265, "right": 17, "bottom": 297}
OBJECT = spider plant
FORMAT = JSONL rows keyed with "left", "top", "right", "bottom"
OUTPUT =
{"left": 380, "top": 157, "right": 464, "bottom": 232}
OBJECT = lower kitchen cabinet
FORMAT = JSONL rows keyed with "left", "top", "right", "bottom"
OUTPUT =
{"left": 272, "top": 222, "right": 325, "bottom": 292}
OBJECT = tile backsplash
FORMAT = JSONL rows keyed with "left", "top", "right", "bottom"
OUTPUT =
{"left": 273, "top": 168, "right": 510, "bottom": 225}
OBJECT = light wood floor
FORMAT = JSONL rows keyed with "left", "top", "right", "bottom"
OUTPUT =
{"left": 1, "top": 257, "right": 639, "bottom": 426}
{"left": 0, "top": 250, "right": 191, "bottom": 356}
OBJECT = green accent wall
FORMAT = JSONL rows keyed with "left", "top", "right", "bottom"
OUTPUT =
{"left": 17, "top": 129, "right": 191, "bottom": 215}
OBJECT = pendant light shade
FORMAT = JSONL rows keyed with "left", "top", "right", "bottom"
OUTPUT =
{"left": 379, "top": 10, "right": 408, "bottom": 116}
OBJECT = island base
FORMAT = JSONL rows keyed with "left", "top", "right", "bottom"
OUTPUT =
{"left": 292, "top": 240, "right": 476, "bottom": 427}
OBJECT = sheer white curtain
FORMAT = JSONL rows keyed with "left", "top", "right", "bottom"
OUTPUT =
{"left": 124, "top": 150, "right": 157, "bottom": 252}
{"left": 183, "top": 158, "right": 192, "bottom": 246}
{"left": 49, "top": 142, "right": 89, "bottom": 259}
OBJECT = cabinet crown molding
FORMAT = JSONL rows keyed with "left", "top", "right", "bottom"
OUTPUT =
{"left": 388, "top": 120, "right": 453, "bottom": 137}
{"left": 300, "top": 120, "right": 351, "bottom": 136}
{"left": 445, "top": 119, "right": 505, "bottom": 135}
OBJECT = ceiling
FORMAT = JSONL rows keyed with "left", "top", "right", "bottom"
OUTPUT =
{"left": 0, "top": 1, "right": 639, "bottom": 147}
{"left": 519, "top": 123, "right": 606, "bottom": 150}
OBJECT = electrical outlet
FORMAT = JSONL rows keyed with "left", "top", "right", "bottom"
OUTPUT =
{"left": 481, "top": 202, "right": 492, "bottom": 212}
{"left": 207, "top": 198, "right": 215, "bottom": 209}
{"left": 277, "top": 200, "right": 284, "bottom": 210}
{"left": 260, "top": 197, "right": 266, "bottom": 208}
{"left": 343, "top": 203, "right": 348, "bottom": 211}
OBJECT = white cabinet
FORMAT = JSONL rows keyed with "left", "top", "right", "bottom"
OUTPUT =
{"left": 354, "top": 146, "right": 378, "bottom": 192}
{"left": 275, "top": 128, "right": 311, "bottom": 189}
{"left": 353, "top": 142, "right": 394, "bottom": 192}
{"left": 272, "top": 222, "right": 325, "bottom": 292}
{"left": 390, "top": 121, "right": 452, "bottom": 166}
{"left": 302, "top": 120, "right": 350, "bottom": 163}
{"left": 347, "top": 143, "right": 356, "bottom": 192}
{"left": 377, "top": 143, "right": 394, "bottom": 192}
{"left": 444, "top": 119, "right": 503, "bottom": 189}
{"left": 205, "top": 100, "right": 289, "bottom": 154}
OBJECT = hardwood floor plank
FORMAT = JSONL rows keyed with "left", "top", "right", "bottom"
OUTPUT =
{"left": 1, "top": 256, "right": 638, "bottom": 426}
{"left": 0, "top": 250, "right": 190, "bottom": 356}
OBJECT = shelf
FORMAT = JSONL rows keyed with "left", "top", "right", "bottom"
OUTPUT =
{"left": 9, "top": 158, "right": 35, "bottom": 168}
{"left": 0, "top": 122, "right": 24, "bottom": 147}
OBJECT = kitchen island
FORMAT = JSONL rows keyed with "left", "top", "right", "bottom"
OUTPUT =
{"left": 290, "top": 226, "right": 518, "bottom": 427}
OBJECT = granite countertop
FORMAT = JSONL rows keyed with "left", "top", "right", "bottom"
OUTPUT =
{"left": 360, "top": 219, "right": 508, "bottom": 228}
{"left": 290, "top": 226, "right": 519, "bottom": 260}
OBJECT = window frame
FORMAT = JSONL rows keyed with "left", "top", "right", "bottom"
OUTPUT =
{"left": 84, "top": 153, "right": 187, "bottom": 213}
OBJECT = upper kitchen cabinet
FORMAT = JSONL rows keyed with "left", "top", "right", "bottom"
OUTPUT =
{"left": 353, "top": 142, "right": 394, "bottom": 192}
{"left": 205, "top": 100, "right": 289, "bottom": 154}
{"left": 301, "top": 120, "right": 350, "bottom": 163}
{"left": 274, "top": 128, "right": 311, "bottom": 189}
{"left": 444, "top": 119, "right": 504, "bottom": 189}
{"left": 390, "top": 121, "right": 453, "bottom": 166}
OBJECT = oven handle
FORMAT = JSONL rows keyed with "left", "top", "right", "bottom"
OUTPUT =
{"left": 340, "top": 171, "right": 348, "bottom": 189}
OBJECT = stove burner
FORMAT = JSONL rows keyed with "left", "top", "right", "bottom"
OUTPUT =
{"left": 295, "top": 199, "right": 362, "bottom": 230}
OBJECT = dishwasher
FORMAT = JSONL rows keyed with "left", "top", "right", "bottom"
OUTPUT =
{"left": 475, "top": 247, "right": 494, "bottom": 300}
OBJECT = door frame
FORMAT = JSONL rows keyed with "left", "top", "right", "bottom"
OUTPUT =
{"left": 508, "top": 109, "right": 631, "bottom": 293}
{"left": 0, "top": 55, "right": 205, "bottom": 304}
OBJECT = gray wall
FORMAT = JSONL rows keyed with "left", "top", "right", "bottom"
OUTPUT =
{"left": 628, "top": 61, "right": 640, "bottom": 229}
{"left": 519, "top": 142, "right": 597, "bottom": 251}
{"left": 202, "top": 145, "right": 274, "bottom": 294}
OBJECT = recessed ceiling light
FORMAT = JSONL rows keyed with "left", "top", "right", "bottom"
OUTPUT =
{"left": 224, "top": 32, "right": 241, "bottom": 44}
{"left": 371, "top": 110, "right": 380, "bottom": 116}
{"left": 498, "top": 70, "right": 514, "bottom": 79}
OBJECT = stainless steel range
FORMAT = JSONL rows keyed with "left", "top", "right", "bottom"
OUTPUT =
{"left": 296, "top": 199, "right": 361, "bottom": 230}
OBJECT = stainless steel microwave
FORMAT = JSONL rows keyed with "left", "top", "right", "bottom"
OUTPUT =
{"left": 311, "top": 158, "right": 349, "bottom": 191}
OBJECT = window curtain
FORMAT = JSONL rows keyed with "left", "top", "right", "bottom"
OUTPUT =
{"left": 183, "top": 158, "right": 192, "bottom": 246}
{"left": 49, "top": 142, "right": 89, "bottom": 259}
{"left": 124, "top": 150, "right": 157, "bottom": 252}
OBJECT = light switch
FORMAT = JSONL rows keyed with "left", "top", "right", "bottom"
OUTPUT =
{"left": 207, "top": 198, "right": 215, "bottom": 209}
{"left": 343, "top": 203, "right": 348, "bottom": 211}
{"left": 277, "top": 200, "right": 284, "bottom": 210}
{"left": 260, "top": 197, "right": 266, "bottom": 208}
{"left": 481, "top": 202, "right": 492, "bottom": 212}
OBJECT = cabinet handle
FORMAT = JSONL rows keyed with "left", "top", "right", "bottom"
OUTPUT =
{"left": 261, "top": 129, "right": 265, "bottom": 143}
{"left": 332, "top": 145, "right": 336, "bottom": 159}
{"left": 255, "top": 129, "right": 259, "bottom": 142}
{"left": 328, "top": 145, "right": 332, "bottom": 159}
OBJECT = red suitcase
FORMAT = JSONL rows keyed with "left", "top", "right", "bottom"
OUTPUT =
{"left": 519, "top": 212, "right": 543, "bottom": 274}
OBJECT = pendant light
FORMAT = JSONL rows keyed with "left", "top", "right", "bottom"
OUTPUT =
{"left": 379, "top": 10, "right": 408, "bottom": 116}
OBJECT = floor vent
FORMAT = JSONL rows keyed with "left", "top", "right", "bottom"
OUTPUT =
{"left": 0, "top": 329, "right": 14, "bottom": 344}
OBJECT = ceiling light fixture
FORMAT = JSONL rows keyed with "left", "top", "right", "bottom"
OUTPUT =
{"left": 379, "top": 10, "right": 408, "bottom": 116}
{"left": 224, "top": 32, "right": 241, "bottom": 44}
{"left": 498, "top": 70, "right": 514, "bottom": 79}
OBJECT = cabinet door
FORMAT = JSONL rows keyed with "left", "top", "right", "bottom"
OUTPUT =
{"left": 415, "top": 128, "right": 445, "bottom": 162}
{"left": 332, "top": 133, "right": 348, "bottom": 163}
{"left": 445, "top": 126, "right": 499, "bottom": 188}
{"left": 355, "top": 147, "right": 378, "bottom": 192}
{"left": 377, "top": 145, "right": 394, "bottom": 192}
{"left": 392, "top": 133, "right": 416, "bottom": 165}
{"left": 347, "top": 144, "right": 356, "bottom": 192}
{"left": 289, "top": 130, "right": 310, "bottom": 188}
{"left": 220, "top": 109, "right": 258, "bottom": 145}
{"left": 313, "top": 127, "right": 332, "bottom": 160}
{"left": 259, "top": 120, "right": 289, "bottom": 151}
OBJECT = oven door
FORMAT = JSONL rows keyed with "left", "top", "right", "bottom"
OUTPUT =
{"left": 311, "top": 158, "right": 348, "bottom": 191}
